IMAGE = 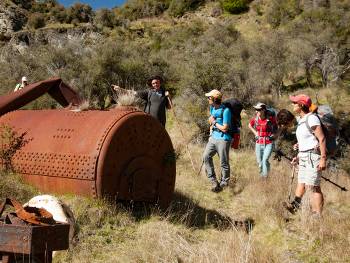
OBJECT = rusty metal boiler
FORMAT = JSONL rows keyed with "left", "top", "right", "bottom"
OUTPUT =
{"left": 0, "top": 79, "right": 176, "bottom": 207}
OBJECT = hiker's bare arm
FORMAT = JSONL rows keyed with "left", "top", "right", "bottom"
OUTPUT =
{"left": 214, "top": 122, "right": 229, "bottom": 133}
{"left": 209, "top": 117, "right": 229, "bottom": 133}
{"left": 165, "top": 91, "right": 172, "bottom": 110}
{"left": 111, "top": 85, "right": 137, "bottom": 95}
{"left": 248, "top": 123, "right": 258, "bottom": 137}
{"left": 291, "top": 156, "right": 298, "bottom": 165}
{"left": 313, "top": 125, "right": 326, "bottom": 170}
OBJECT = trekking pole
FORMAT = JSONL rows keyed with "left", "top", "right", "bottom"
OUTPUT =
{"left": 275, "top": 149, "right": 348, "bottom": 192}
{"left": 321, "top": 176, "right": 348, "bottom": 191}
{"left": 167, "top": 97, "right": 196, "bottom": 173}
{"left": 288, "top": 165, "right": 296, "bottom": 202}
{"left": 197, "top": 159, "right": 204, "bottom": 176}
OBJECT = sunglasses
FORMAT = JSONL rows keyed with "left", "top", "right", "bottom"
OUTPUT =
{"left": 207, "top": 96, "right": 213, "bottom": 100}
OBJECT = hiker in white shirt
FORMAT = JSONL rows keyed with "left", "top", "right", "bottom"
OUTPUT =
{"left": 284, "top": 94, "right": 326, "bottom": 216}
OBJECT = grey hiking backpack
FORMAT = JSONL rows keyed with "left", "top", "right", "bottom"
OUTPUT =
{"left": 305, "top": 105, "right": 339, "bottom": 156}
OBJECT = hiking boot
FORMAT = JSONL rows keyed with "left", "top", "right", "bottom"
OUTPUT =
{"left": 219, "top": 181, "right": 228, "bottom": 189}
{"left": 211, "top": 181, "right": 222, "bottom": 193}
{"left": 283, "top": 201, "right": 298, "bottom": 214}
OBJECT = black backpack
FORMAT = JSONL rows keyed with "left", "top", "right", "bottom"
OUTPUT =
{"left": 222, "top": 98, "right": 243, "bottom": 136}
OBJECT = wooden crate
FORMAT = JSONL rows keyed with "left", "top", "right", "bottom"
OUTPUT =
{"left": 0, "top": 222, "right": 69, "bottom": 254}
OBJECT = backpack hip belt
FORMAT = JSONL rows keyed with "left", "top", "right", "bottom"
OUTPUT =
{"left": 299, "top": 148, "right": 320, "bottom": 155}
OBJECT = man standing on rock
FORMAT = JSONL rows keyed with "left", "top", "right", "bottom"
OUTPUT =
{"left": 203, "top": 89, "right": 232, "bottom": 192}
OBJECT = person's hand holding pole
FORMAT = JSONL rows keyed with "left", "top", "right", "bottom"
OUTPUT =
{"left": 165, "top": 91, "right": 172, "bottom": 109}
{"left": 291, "top": 156, "right": 298, "bottom": 165}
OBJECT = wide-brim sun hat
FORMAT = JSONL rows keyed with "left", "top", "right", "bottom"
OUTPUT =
{"left": 205, "top": 89, "right": 222, "bottom": 99}
{"left": 147, "top": 75, "right": 163, "bottom": 87}
{"left": 289, "top": 94, "right": 312, "bottom": 108}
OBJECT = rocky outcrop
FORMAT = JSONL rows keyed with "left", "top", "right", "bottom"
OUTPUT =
{"left": 301, "top": 0, "right": 330, "bottom": 10}
{"left": 9, "top": 25, "right": 102, "bottom": 53}
{"left": 0, "top": 2, "right": 27, "bottom": 40}
{"left": 0, "top": 1, "right": 101, "bottom": 52}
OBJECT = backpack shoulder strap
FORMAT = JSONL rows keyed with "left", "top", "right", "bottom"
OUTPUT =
{"left": 215, "top": 105, "right": 225, "bottom": 118}
{"left": 305, "top": 113, "right": 321, "bottom": 135}
{"left": 253, "top": 116, "right": 259, "bottom": 129}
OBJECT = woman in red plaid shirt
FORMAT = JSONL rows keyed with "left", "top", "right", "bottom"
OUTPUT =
{"left": 248, "top": 102, "right": 278, "bottom": 178}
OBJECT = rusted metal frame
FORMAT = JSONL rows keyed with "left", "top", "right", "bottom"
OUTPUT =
{"left": 0, "top": 78, "right": 81, "bottom": 116}
{"left": 47, "top": 81, "right": 81, "bottom": 106}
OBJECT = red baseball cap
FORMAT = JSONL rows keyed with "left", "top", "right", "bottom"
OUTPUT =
{"left": 289, "top": 94, "right": 312, "bottom": 108}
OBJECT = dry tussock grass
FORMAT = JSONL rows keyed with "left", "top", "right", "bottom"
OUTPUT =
{"left": 112, "top": 89, "right": 142, "bottom": 108}
{"left": 0, "top": 171, "right": 38, "bottom": 202}
{"left": 1, "top": 110, "right": 349, "bottom": 262}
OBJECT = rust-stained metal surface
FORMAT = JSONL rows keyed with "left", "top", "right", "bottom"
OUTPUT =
{"left": 0, "top": 198, "right": 69, "bottom": 263}
{"left": 0, "top": 77, "right": 81, "bottom": 116}
{"left": 0, "top": 106, "right": 176, "bottom": 207}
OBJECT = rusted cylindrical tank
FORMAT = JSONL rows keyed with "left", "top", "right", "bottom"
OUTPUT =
{"left": 0, "top": 107, "right": 176, "bottom": 207}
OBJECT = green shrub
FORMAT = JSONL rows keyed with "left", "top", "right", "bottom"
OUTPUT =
{"left": 50, "top": 4, "right": 68, "bottom": 23}
{"left": 27, "top": 13, "right": 46, "bottom": 29}
{"left": 30, "top": 0, "right": 58, "bottom": 13}
{"left": 66, "top": 3, "right": 93, "bottom": 23}
{"left": 94, "top": 8, "right": 119, "bottom": 29}
{"left": 0, "top": 125, "right": 28, "bottom": 171}
{"left": 11, "top": 0, "right": 33, "bottom": 10}
{"left": 265, "top": 0, "right": 302, "bottom": 28}
{"left": 119, "top": 0, "right": 170, "bottom": 20}
{"left": 221, "top": 0, "right": 249, "bottom": 14}
{"left": 167, "top": 0, "right": 205, "bottom": 17}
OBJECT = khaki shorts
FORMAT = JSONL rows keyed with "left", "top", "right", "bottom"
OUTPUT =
{"left": 297, "top": 152, "right": 321, "bottom": 186}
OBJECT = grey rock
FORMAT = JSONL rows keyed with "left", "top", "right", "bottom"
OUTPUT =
{"left": 0, "top": 2, "right": 27, "bottom": 40}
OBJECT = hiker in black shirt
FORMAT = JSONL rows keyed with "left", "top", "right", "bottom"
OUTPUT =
{"left": 112, "top": 76, "right": 172, "bottom": 126}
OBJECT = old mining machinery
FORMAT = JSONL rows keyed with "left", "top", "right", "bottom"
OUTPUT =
{"left": 0, "top": 78, "right": 176, "bottom": 207}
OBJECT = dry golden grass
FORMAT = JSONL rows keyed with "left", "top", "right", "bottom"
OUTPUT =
{"left": 54, "top": 111, "right": 350, "bottom": 262}
{"left": 1, "top": 110, "right": 349, "bottom": 263}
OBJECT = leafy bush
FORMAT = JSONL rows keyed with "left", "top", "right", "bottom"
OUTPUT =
{"left": 0, "top": 125, "right": 28, "bottom": 171}
{"left": 265, "top": 0, "right": 302, "bottom": 28}
{"left": 10, "top": 0, "right": 33, "bottom": 10}
{"left": 119, "top": 0, "right": 170, "bottom": 20}
{"left": 27, "top": 12, "right": 46, "bottom": 29}
{"left": 50, "top": 4, "right": 68, "bottom": 23}
{"left": 94, "top": 8, "right": 119, "bottom": 29}
{"left": 221, "top": 0, "right": 249, "bottom": 14}
{"left": 167, "top": 0, "right": 205, "bottom": 17}
{"left": 30, "top": 0, "right": 55, "bottom": 13}
{"left": 66, "top": 3, "right": 93, "bottom": 23}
